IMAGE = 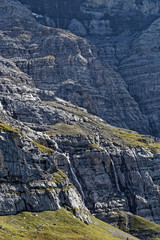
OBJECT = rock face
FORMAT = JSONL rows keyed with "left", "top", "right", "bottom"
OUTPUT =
{"left": 51, "top": 115, "right": 160, "bottom": 226}
{"left": 0, "top": 122, "right": 90, "bottom": 223}
{"left": 0, "top": 0, "right": 160, "bottom": 239}
{"left": 0, "top": 0, "right": 151, "bottom": 135}
{"left": 17, "top": 0, "right": 160, "bottom": 33}
{"left": 119, "top": 18, "right": 160, "bottom": 137}
{"left": 0, "top": 100, "right": 160, "bottom": 238}
{"left": 16, "top": 0, "right": 160, "bottom": 137}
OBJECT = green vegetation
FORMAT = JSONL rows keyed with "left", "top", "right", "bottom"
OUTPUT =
{"left": 51, "top": 169, "right": 67, "bottom": 184}
{"left": 43, "top": 101, "right": 90, "bottom": 119}
{"left": 32, "top": 141, "right": 54, "bottom": 154}
{"left": 129, "top": 214, "right": 160, "bottom": 233}
{"left": 34, "top": 55, "right": 55, "bottom": 61}
{"left": 0, "top": 208, "right": 138, "bottom": 240}
{"left": 1, "top": 100, "right": 160, "bottom": 154}
{"left": 88, "top": 143, "right": 102, "bottom": 151}
{"left": 44, "top": 101, "right": 160, "bottom": 153}
{"left": 0, "top": 120, "right": 19, "bottom": 133}
{"left": 46, "top": 122, "right": 86, "bottom": 136}
{"left": 115, "top": 211, "right": 160, "bottom": 237}
{"left": 28, "top": 170, "right": 67, "bottom": 186}
{"left": 0, "top": 119, "right": 54, "bottom": 155}
{"left": 113, "top": 129, "right": 160, "bottom": 152}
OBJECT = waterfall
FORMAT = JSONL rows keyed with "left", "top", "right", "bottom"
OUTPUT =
{"left": 110, "top": 159, "right": 121, "bottom": 193}
{"left": 0, "top": 102, "right": 3, "bottom": 111}
{"left": 65, "top": 153, "right": 85, "bottom": 201}
{"left": 96, "top": 136, "right": 121, "bottom": 193}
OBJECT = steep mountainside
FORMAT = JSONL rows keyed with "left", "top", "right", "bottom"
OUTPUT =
{"left": 2, "top": 0, "right": 150, "bottom": 135}
{"left": 0, "top": 0, "right": 160, "bottom": 240}
{"left": 16, "top": 0, "right": 160, "bottom": 137}
{"left": 17, "top": 0, "right": 160, "bottom": 32}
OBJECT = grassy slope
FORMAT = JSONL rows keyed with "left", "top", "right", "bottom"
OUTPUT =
{"left": 115, "top": 211, "right": 160, "bottom": 237}
{"left": 0, "top": 119, "right": 54, "bottom": 154}
{"left": 44, "top": 101, "right": 160, "bottom": 152}
{"left": 0, "top": 208, "right": 139, "bottom": 240}
{"left": 129, "top": 214, "right": 160, "bottom": 234}
{"left": 1, "top": 102, "right": 160, "bottom": 153}
{"left": 0, "top": 120, "right": 19, "bottom": 133}
{"left": 128, "top": 214, "right": 160, "bottom": 240}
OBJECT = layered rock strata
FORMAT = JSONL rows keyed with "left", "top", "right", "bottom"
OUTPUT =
{"left": 15, "top": 0, "right": 160, "bottom": 137}
{"left": 0, "top": 0, "right": 150, "bottom": 135}
{"left": 0, "top": 121, "right": 90, "bottom": 223}
{"left": 0, "top": 1, "right": 160, "bottom": 239}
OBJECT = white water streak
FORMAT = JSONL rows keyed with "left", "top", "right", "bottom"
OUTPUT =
{"left": 66, "top": 154, "right": 85, "bottom": 201}
{"left": 110, "top": 159, "right": 121, "bottom": 193}
{"left": 96, "top": 136, "right": 121, "bottom": 193}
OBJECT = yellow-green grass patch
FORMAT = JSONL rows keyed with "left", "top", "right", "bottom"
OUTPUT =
{"left": 0, "top": 208, "right": 139, "bottom": 240}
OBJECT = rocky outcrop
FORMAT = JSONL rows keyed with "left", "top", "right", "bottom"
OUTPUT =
{"left": 0, "top": 123, "right": 90, "bottom": 223}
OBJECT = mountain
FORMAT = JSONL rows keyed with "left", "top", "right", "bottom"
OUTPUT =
{"left": 0, "top": 0, "right": 160, "bottom": 239}
{"left": 1, "top": 0, "right": 151, "bottom": 135}
{"left": 16, "top": 0, "right": 160, "bottom": 137}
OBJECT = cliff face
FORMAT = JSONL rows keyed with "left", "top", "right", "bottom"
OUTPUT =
{"left": 0, "top": 0, "right": 160, "bottom": 239}
{"left": 1, "top": 101, "right": 160, "bottom": 239}
{"left": 15, "top": 0, "right": 160, "bottom": 137}
{"left": 52, "top": 114, "right": 160, "bottom": 226}
{"left": 119, "top": 18, "right": 160, "bottom": 137}
{"left": 1, "top": 104, "right": 160, "bottom": 238}
{"left": 17, "top": 0, "right": 160, "bottom": 32}
{"left": 0, "top": 0, "right": 150, "bottom": 134}
{"left": 0, "top": 124, "right": 90, "bottom": 223}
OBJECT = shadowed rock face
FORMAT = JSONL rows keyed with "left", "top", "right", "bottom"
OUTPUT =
{"left": 119, "top": 18, "right": 160, "bottom": 137}
{"left": 15, "top": 0, "right": 160, "bottom": 137}
{"left": 17, "top": 0, "right": 160, "bottom": 33}
{"left": 19, "top": 0, "right": 84, "bottom": 28}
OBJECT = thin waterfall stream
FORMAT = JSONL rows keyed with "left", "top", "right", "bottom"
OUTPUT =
{"left": 110, "top": 158, "right": 121, "bottom": 193}
{"left": 65, "top": 153, "right": 85, "bottom": 201}
{"left": 96, "top": 135, "right": 121, "bottom": 193}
